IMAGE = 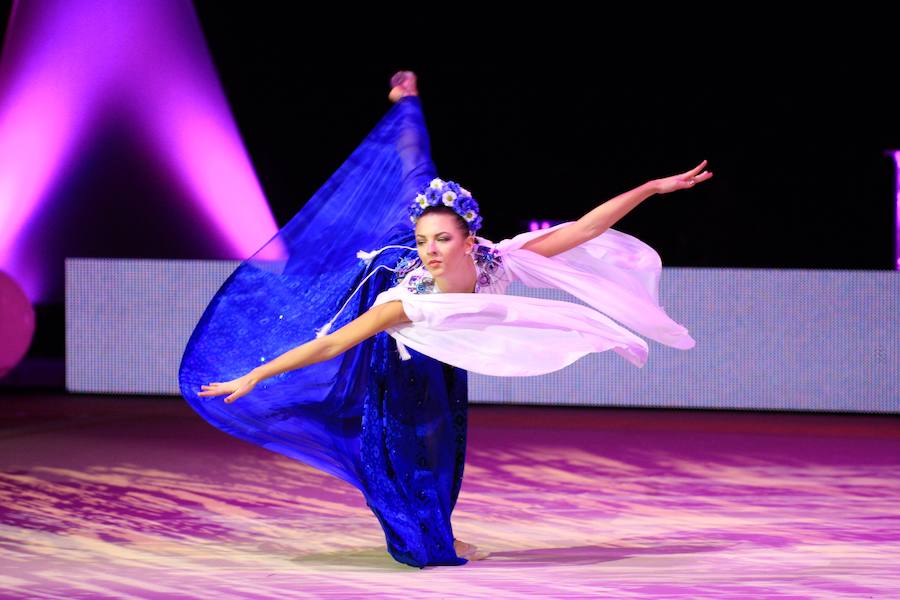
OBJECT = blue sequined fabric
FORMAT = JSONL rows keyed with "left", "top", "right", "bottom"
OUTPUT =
{"left": 362, "top": 331, "right": 468, "bottom": 567}
{"left": 179, "top": 97, "right": 468, "bottom": 567}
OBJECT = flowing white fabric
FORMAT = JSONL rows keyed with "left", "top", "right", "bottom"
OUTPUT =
{"left": 371, "top": 222, "right": 695, "bottom": 376}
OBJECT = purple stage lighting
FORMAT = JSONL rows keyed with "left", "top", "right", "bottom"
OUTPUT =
{"left": 528, "top": 220, "right": 556, "bottom": 232}
{"left": 894, "top": 151, "right": 900, "bottom": 271}
{"left": 0, "top": 0, "right": 280, "bottom": 301}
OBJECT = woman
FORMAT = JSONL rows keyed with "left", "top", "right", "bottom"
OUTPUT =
{"left": 183, "top": 71, "right": 711, "bottom": 568}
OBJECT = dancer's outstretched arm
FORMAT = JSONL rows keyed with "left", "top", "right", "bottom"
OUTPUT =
{"left": 198, "top": 301, "right": 411, "bottom": 404}
{"left": 520, "top": 160, "right": 713, "bottom": 258}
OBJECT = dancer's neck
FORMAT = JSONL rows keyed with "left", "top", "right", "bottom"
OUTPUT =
{"left": 434, "top": 260, "right": 477, "bottom": 293}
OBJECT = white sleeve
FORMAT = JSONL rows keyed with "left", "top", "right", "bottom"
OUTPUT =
{"left": 492, "top": 222, "right": 695, "bottom": 350}
{"left": 374, "top": 291, "right": 650, "bottom": 375}
{"left": 365, "top": 223, "right": 694, "bottom": 375}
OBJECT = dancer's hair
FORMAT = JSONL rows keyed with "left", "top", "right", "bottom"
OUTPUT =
{"left": 408, "top": 178, "right": 482, "bottom": 234}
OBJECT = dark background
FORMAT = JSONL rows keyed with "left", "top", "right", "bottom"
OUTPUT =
{"left": 1, "top": 3, "right": 897, "bottom": 373}
{"left": 188, "top": 6, "right": 898, "bottom": 270}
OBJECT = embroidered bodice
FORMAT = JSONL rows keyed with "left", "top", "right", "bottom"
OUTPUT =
{"left": 392, "top": 243, "right": 511, "bottom": 295}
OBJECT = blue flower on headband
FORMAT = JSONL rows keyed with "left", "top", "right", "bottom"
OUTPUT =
{"left": 408, "top": 177, "right": 482, "bottom": 233}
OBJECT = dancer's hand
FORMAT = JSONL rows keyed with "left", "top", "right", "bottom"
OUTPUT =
{"left": 389, "top": 70, "right": 418, "bottom": 103}
{"left": 199, "top": 373, "right": 260, "bottom": 403}
{"left": 652, "top": 160, "right": 713, "bottom": 194}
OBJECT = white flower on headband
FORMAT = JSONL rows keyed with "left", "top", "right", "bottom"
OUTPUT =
{"left": 408, "top": 178, "right": 482, "bottom": 234}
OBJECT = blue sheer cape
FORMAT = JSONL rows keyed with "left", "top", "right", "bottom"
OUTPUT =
{"left": 178, "top": 97, "right": 468, "bottom": 567}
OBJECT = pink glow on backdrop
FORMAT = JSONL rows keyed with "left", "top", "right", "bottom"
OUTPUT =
{"left": 893, "top": 151, "right": 900, "bottom": 271}
{"left": 115, "top": 1, "right": 284, "bottom": 262}
{"left": 0, "top": 0, "right": 105, "bottom": 298}
{"left": 528, "top": 220, "right": 553, "bottom": 231}
{"left": 0, "top": 270, "right": 34, "bottom": 376}
{"left": 0, "top": 83, "right": 77, "bottom": 297}
{"left": 0, "top": 0, "right": 281, "bottom": 301}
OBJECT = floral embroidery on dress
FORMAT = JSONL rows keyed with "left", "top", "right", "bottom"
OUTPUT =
{"left": 391, "top": 254, "right": 422, "bottom": 287}
{"left": 472, "top": 244, "right": 505, "bottom": 292}
{"left": 390, "top": 253, "right": 435, "bottom": 294}
{"left": 394, "top": 244, "right": 505, "bottom": 295}
{"left": 407, "top": 273, "right": 436, "bottom": 294}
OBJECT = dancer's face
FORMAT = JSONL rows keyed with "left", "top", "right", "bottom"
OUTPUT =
{"left": 415, "top": 213, "right": 474, "bottom": 277}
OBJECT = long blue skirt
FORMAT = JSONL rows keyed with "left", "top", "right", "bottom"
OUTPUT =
{"left": 178, "top": 97, "right": 468, "bottom": 567}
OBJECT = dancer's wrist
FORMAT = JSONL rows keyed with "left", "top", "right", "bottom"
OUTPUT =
{"left": 248, "top": 367, "right": 269, "bottom": 383}
{"left": 643, "top": 180, "right": 662, "bottom": 196}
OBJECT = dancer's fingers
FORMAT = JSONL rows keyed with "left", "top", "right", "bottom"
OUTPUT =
{"left": 686, "top": 159, "right": 708, "bottom": 177}
{"left": 683, "top": 170, "right": 713, "bottom": 188}
{"left": 199, "top": 383, "right": 227, "bottom": 397}
{"left": 224, "top": 384, "right": 246, "bottom": 403}
{"left": 682, "top": 159, "right": 706, "bottom": 178}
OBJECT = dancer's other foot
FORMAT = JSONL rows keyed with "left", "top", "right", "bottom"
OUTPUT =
{"left": 454, "top": 538, "right": 490, "bottom": 561}
{"left": 389, "top": 70, "right": 418, "bottom": 102}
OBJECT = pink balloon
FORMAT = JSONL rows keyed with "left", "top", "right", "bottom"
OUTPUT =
{"left": 0, "top": 271, "right": 35, "bottom": 378}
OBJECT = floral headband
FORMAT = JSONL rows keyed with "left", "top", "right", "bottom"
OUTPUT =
{"left": 407, "top": 178, "right": 483, "bottom": 234}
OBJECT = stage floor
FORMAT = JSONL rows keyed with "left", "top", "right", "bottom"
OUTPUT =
{"left": 2, "top": 393, "right": 898, "bottom": 598}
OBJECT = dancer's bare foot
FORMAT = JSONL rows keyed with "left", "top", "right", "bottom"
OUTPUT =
{"left": 454, "top": 538, "right": 490, "bottom": 561}
{"left": 389, "top": 70, "right": 418, "bottom": 103}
